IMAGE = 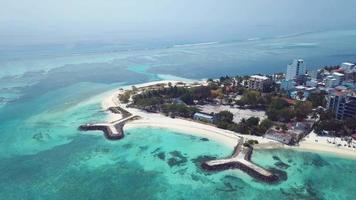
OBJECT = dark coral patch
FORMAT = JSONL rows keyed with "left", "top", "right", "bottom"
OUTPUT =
{"left": 274, "top": 161, "right": 290, "bottom": 169}
{"left": 167, "top": 151, "right": 188, "bottom": 167}
{"left": 272, "top": 156, "right": 281, "bottom": 161}
{"left": 191, "top": 155, "right": 217, "bottom": 174}
{"left": 156, "top": 152, "right": 166, "bottom": 160}
{"left": 122, "top": 143, "right": 133, "bottom": 149}
{"left": 269, "top": 168, "right": 288, "bottom": 183}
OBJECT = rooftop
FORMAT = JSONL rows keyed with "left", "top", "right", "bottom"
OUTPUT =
{"left": 333, "top": 72, "right": 345, "bottom": 76}
{"left": 342, "top": 62, "right": 355, "bottom": 66}
{"left": 250, "top": 75, "right": 269, "bottom": 80}
{"left": 194, "top": 112, "right": 214, "bottom": 119}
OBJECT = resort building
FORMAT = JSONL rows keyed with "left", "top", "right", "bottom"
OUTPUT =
{"left": 265, "top": 129, "right": 293, "bottom": 145}
{"left": 247, "top": 75, "right": 272, "bottom": 91}
{"left": 265, "top": 121, "right": 313, "bottom": 145}
{"left": 326, "top": 89, "right": 356, "bottom": 120}
{"left": 286, "top": 59, "right": 307, "bottom": 80}
{"left": 193, "top": 112, "right": 216, "bottom": 123}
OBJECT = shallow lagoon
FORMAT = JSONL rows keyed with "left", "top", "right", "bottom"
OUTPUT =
{"left": 1, "top": 124, "right": 356, "bottom": 200}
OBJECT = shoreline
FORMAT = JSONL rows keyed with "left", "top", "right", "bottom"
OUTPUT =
{"left": 100, "top": 80, "right": 356, "bottom": 160}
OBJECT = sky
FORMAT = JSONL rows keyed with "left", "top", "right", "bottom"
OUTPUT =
{"left": 1, "top": 0, "right": 356, "bottom": 45}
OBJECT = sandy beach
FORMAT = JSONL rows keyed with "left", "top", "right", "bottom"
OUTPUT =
{"left": 101, "top": 80, "right": 356, "bottom": 159}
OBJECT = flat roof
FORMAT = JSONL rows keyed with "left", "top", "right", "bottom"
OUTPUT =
{"left": 342, "top": 62, "right": 355, "bottom": 66}
{"left": 333, "top": 72, "right": 345, "bottom": 76}
{"left": 250, "top": 75, "right": 269, "bottom": 80}
{"left": 295, "top": 85, "right": 306, "bottom": 90}
{"left": 194, "top": 112, "right": 214, "bottom": 119}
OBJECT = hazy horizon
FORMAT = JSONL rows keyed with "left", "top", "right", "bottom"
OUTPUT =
{"left": 2, "top": 0, "right": 356, "bottom": 46}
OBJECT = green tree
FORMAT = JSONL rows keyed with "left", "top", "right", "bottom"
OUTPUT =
{"left": 294, "top": 101, "right": 313, "bottom": 121}
{"left": 180, "top": 93, "right": 194, "bottom": 105}
{"left": 240, "top": 90, "right": 261, "bottom": 107}
{"left": 246, "top": 117, "right": 260, "bottom": 127}
{"left": 266, "top": 98, "right": 293, "bottom": 122}
{"left": 258, "top": 119, "right": 273, "bottom": 134}
{"left": 307, "top": 92, "right": 326, "bottom": 108}
{"left": 119, "top": 91, "right": 131, "bottom": 103}
{"left": 215, "top": 111, "right": 234, "bottom": 123}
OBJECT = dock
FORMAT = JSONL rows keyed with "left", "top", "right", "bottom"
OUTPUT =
{"left": 202, "top": 138, "right": 279, "bottom": 183}
{"left": 79, "top": 107, "right": 138, "bottom": 140}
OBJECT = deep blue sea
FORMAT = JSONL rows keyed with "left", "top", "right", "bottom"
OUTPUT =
{"left": 1, "top": 29, "right": 356, "bottom": 199}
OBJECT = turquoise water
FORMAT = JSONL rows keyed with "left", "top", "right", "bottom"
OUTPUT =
{"left": 0, "top": 82, "right": 355, "bottom": 200}
{"left": 1, "top": 124, "right": 356, "bottom": 199}
{"left": 1, "top": 29, "right": 356, "bottom": 199}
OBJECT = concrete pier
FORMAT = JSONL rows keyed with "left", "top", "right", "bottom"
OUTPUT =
{"left": 202, "top": 138, "right": 279, "bottom": 183}
{"left": 79, "top": 107, "right": 138, "bottom": 140}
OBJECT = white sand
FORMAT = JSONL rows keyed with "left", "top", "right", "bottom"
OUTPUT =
{"left": 101, "top": 80, "right": 356, "bottom": 159}
{"left": 293, "top": 132, "right": 356, "bottom": 159}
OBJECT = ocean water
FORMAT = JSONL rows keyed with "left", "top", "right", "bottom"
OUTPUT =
{"left": 1, "top": 125, "right": 356, "bottom": 200}
{"left": 1, "top": 29, "right": 356, "bottom": 199}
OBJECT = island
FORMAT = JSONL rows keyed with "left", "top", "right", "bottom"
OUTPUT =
{"left": 79, "top": 59, "right": 356, "bottom": 183}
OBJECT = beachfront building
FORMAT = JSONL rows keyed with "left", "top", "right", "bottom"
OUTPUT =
{"left": 326, "top": 88, "right": 356, "bottom": 120}
{"left": 286, "top": 59, "right": 307, "bottom": 80}
{"left": 247, "top": 75, "right": 272, "bottom": 91}
{"left": 193, "top": 112, "right": 216, "bottom": 123}
{"left": 265, "top": 129, "right": 293, "bottom": 145}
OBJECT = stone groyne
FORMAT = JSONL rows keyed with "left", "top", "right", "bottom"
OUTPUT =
{"left": 202, "top": 138, "right": 279, "bottom": 183}
{"left": 79, "top": 107, "right": 138, "bottom": 140}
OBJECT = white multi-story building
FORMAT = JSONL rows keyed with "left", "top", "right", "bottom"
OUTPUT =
{"left": 247, "top": 75, "right": 272, "bottom": 91}
{"left": 325, "top": 72, "right": 345, "bottom": 88}
{"left": 325, "top": 75, "right": 338, "bottom": 88}
{"left": 286, "top": 59, "right": 307, "bottom": 80}
{"left": 332, "top": 72, "right": 345, "bottom": 85}
{"left": 341, "top": 62, "right": 355, "bottom": 71}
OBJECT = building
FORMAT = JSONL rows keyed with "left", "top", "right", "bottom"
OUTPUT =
{"left": 326, "top": 89, "right": 356, "bottom": 120}
{"left": 325, "top": 76, "right": 337, "bottom": 88}
{"left": 265, "top": 129, "right": 293, "bottom": 145}
{"left": 290, "top": 86, "right": 316, "bottom": 101}
{"left": 324, "top": 72, "right": 345, "bottom": 88}
{"left": 341, "top": 62, "right": 355, "bottom": 71}
{"left": 306, "top": 79, "right": 318, "bottom": 87}
{"left": 193, "top": 112, "right": 216, "bottom": 123}
{"left": 286, "top": 59, "right": 307, "bottom": 80}
{"left": 332, "top": 72, "right": 345, "bottom": 85}
{"left": 308, "top": 69, "right": 322, "bottom": 80}
{"left": 247, "top": 75, "right": 272, "bottom": 91}
{"left": 280, "top": 79, "right": 296, "bottom": 92}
